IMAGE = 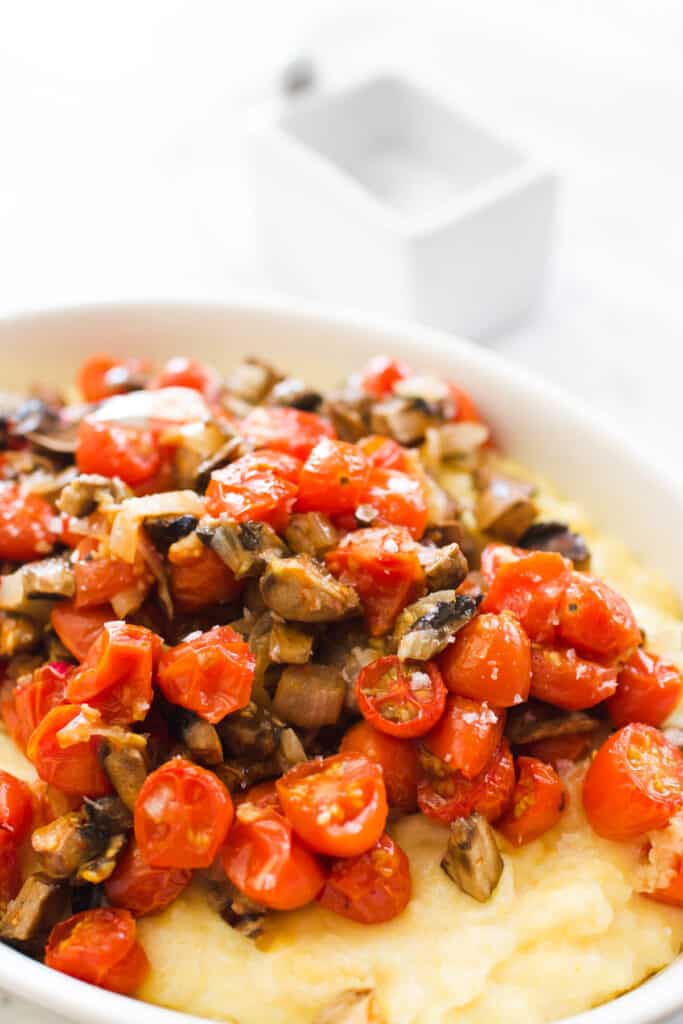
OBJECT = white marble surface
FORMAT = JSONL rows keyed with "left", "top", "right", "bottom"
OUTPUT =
{"left": 0, "top": 0, "right": 682, "bottom": 1020}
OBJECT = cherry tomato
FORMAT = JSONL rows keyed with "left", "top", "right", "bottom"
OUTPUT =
{"left": 296, "top": 439, "right": 369, "bottom": 515}
{"left": 497, "top": 756, "right": 565, "bottom": 846}
{"left": 418, "top": 740, "right": 515, "bottom": 824}
{"left": 448, "top": 381, "right": 485, "bottom": 424}
{"left": 135, "top": 758, "right": 233, "bottom": 869}
{"left": 356, "top": 656, "right": 446, "bottom": 739}
{"left": 646, "top": 859, "right": 683, "bottom": 907}
{"left": 157, "top": 624, "right": 254, "bottom": 724}
{"left": 482, "top": 550, "right": 572, "bottom": 642}
{"left": 421, "top": 696, "right": 505, "bottom": 781}
{"left": 607, "top": 648, "right": 682, "bottom": 728}
{"left": 153, "top": 356, "right": 220, "bottom": 397}
{"left": 27, "top": 704, "right": 111, "bottom": 797}
{"left": 77, "top": 354, "right": 150, "bottom": 403}
{"left": 479, "top": 543, "right": 523, "bottom": 585}
{"left": 0, "top": 769, "right": 33, "bottom": 843}
{"left": 0, "top": 484, "right": 55, "bottom": 562}
{"left": 357, "top": 435, "right": 410, "bottom": 472}
{"left": 8, "top": 662, "right": 69, "bottom": 753}
{"left": 318, "top": 833, "right": 411, "bottom": 924}
{"left": 67, "top": 621, "right": 160, "bottom": 725}
{"left": 525, "top": 733, "right": 593, "bottom": 769}
{"left": 105, "top": 839, "right": 191, "bottom": 917}
{"left": 557, "top": 573, "right": 641, "bottom": 662}
{"left": 358, "top": 355, "right": 410, "bottom": 398}
{"left": 276, "top": 753, "right": 388, "bottom": 858}
{"left": 0, "top": 833, "right": 20, "bottom": 905}
{"left": 45, "top": 908, "right": 148, "bottom": 995}
{"left": 340, "top": 720, "right": 419, "bottom": 812}
{"left": 205, "top": 450, "right": 300, "bottom": 533}
{"left": 239, "top": 406, "right": 335, "bottom": 461}
{"left": 169, "top": 545, "right": 242, "bottom": 612}
{"left": 439, "top": 611, "right": 531, "bottom": 707}
{"left": 583, "top": 724, "right": 683, "bottom": 840}
{"left": 76, "top": 417, "right": 162, "bottom": 485}
{"left": 326, "top": 526, "right": 425, "bottom": 636}
{"left": 360, "top": 468, "right": 428, "bottom": 540}
{"left": 530, "top": 645, "right": 618, "bottom": 710}
{"left": 73, "top": 537, "right": 148, "bottom": 609}
{"left": 51, "top": 601, "right": 112, "bottom": 661}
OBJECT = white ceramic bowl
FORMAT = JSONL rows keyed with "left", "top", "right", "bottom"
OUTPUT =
{"left": 0, "top": 300, "right": 681, "bottom": 1024}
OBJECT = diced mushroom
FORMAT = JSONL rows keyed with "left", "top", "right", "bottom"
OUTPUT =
{"left": 394, "top": 591, "right": 481, "bottom": 661}
{"left": 423, "top": 422, "right": 490, "bottom": 467}
{"left": 31, "top": 812, "right": 107, "bottom": 880}
{"left": 0, "top": 614, "right": 40, "bottom": 657}
{"left": 0, "top": 875, "right": 68, "bottom": 943}
{"left": 506, "top": 699, "right": 598, "bottom": 745}
{"left": 277, "top": 727, "right": 307, "bottom": 768}
{"left": 217, "top": 703, "right": 282, "bottom": 761}
{"left": 76, "top": 833, "right": 127, "bottom": 885}
{"left": 422, "top": 520, "right": 469, "bottom": 549}
{"left": 143, "top": 515, "right": 199, "bottom": 552}
{"left": 519, "top": 521, "right": 591, "bottom": 570}
{"left": 475, "top": 473, "right": 537, "bottom": 543}
{"left": 260, "top": 556, "right": 361, "bottom": 623}
{"left": 318, "top": 627, "right": 386, "bottom": 712}
{"left": 170, "top": 709, "right": 224, "bottom": 766}
{"left": 417, "top": 542, "right": 468, "bottom": 591}
{"left": 285, "top": 513, "right": 339, "bottom": 558}
{"left": 272, "top": 664, "right": 346, "bottom": 728}
{"left": 321, "top": 396, "right": 371, "bottom": 442}
{"left": 370, "top": 397, "right": 442, "bottom": 446}
{"left": 441, "top": 813, "right": 503, "bottom": 902}
{"left": 208, "top": 880, "right": 267, "bottom": 939}
{"left": 82, "top": 796, "right": 133, "bottom": 836}
{"left": 227, "top": 358, "right": 281, "bottom": 404}
{"left": 22, "top": 558, "right": 75, "bottom": 600}
{"left": 269, "top": 618, "right": 313, "bottom": 664}
{"left": 268, "top": 378, "right": 322, "bottom": 411}
{"left": 191, "top": 434, "right": 245, "bottom": 492}
{"left": 198, "top": 520, "right": 287, "bottom": 579}
{"left": 103, "top": 747, "right": 148, "bottom": 810}
{"left": 314, "top": 989, "right": 383, "bottom": 1024}
{"left": 56, "top": 474, "right": 132, "bottom": 517}
{"left": 393, "top": 373, "right": 452, "bottom": 407}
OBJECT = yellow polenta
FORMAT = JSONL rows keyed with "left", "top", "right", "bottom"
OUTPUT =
{"left": 2, "top": 464, "right": 683, "bottom": 1023}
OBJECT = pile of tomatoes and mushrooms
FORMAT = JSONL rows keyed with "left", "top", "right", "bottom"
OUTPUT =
{"left": 0, "top": 350, "right": 680, "bottom": 1003}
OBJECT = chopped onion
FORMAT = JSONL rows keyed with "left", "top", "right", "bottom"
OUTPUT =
{"left": 272, "top": 664, "right": 345, "bottom": 728}
{"left": 110, "top": 490, "right": 205, "bottom": 563}
{"left": 91, "top": 386, "right": 211, "bottom": 426}
{"left": 56, "top": 705, "right": 147, "bottom": 751}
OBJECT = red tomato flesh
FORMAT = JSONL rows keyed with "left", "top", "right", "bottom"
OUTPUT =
{"left": 67, "top": 621, "right": 159, "bottom": 724}
{"left": 205, "top": 450, "right": 300, "bottom": 532}
{"left": 482, "top": 550, "right": 572, "bottom": 643}
{"left": 27, "top": 704, "right": 111, "bottom": 797}
{"left": 530, "top": 645, "right": 618, "bottom": 710}
{"left": 340, "top": 720, "right": 419, "bottom": 812}
{"left": 318, "top": 833, "right": 411, "bottom": 924}
{"left": 0, "top": 484, "right": 55, "bottom": 562}
{"left": 557, "top": 573, "right": 641, "bottom": 662}
{"left": 45, "top": 908, "right": 148, "bottom": 994}
{"left": 105, "top": 839, "right": 191, "bottom": 917}
{"left": 417, "top": 740, "right": 515, "bottom": 824}
{"left": 421, "top": 696, "right": 505, "bottom": 781}
{"left": 0, "top": 769, "right": 33, "bottom": 843}
{"left": 296, "top": 438, "right": 369, "bottom": 515}
{"left": 497, "top": 756, "right": 565, "bottom": 846}
{"left": 607, "top": 648, "right": 682, "bottom": 728}
{"left": 439, "top": 611, "right": 531, "bottom": 707}
{"left": 51, "top": 601, "right": 112, "bottom": 662}
{"left": 356, "top": 656, "right": 446, "bottom": 739}
{"left": 360, "top": 467, "right": 428, "bottom": 540}
{"left": 239, "top": 407, "right": 335, "bottom": 461}
{"left": 8, "top": 662, "right": 69, "bottom": 752}
{"left": 76, "top": 418, "right": 163, "bottom": 485}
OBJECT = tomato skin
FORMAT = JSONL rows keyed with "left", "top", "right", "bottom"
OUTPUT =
{"left": 77, "top": 354, "right": 150, "bottom": 403}
{"left": 51, "top": 601, "right": 112, "bottom": 662}
{"left": 340, "top": 721, "right": 419, "bottom": 812}
{"left": 0, "top": 484, "right": 55, "bottom": 562}
{"left": 276, "top": 753, "right": 388, "bottom": 858}
{"left": 359, "top": 356, "right": 410, "bottom": 398}
{"left": 482, "top": 550, "right": 572, "bottom": 642}
{"left": 357, "top": 435, "right": 410, "bottom": 472}
{"left": 356, "top": 656, "right": 447, "bottom": 740}
{"left": 530, "top": 645, "right": 618, "bottom": 711}
{"left": 360, "top": 468, "right": 428, "bottom": 540}
{"left": 421, "top": 696, "right": 505, "bottom": 781}
{"left": 205, "top": 451, "right": 300, "bottom": 532}
{"left": 105, "top": 840, "right": 191, "bottom": 916}
{"left": 557, "top": 573, "right": 641, "bottom": 662}
{"left": 418, "top": 740, "right": 515, "bottom": 824}
{"left": 525, "top": 733, "right": 593, "bottom": 768}
{"left": 0, "top": 833, "right": 21, "bottom": 906}
{"left": 67, "top": 621, "right": 159, "bottom": 725}
{"left": 154, "top": 357, "right": 219, "bottom": 397}
{"left": 157, "top": 625, "right": 254, "bottom": 724}
{"left": 296, "top": 439, "right": 369, "bottom": 515}
{"left": 439, "top": 612, "right": 531, "bottom": 707}
{"left": 135, "top": 758, "right": 233, "bottom": 869}
{"left": 607, "top": 649, "right": 682, "bottom": 728}
{"left": 497, "top": 756, "right": 565, "bottom": 846}
{"left": 646, "top": 859, "right": 683, "bottom": 907}
{"left": 76, "top": 418, "right": 162, "bottom": 486}
{"left": 448, "top": 381, "right": 484, "bottom": 425}
{"left": 8, "top": 662, "right": 69, "bottom": 752}
{"left": 239, "top": 407, "right": 335, "bottom": 461}
{"left": 169, "top": 546, "right": 242, "bottom": 612}
{"left": 0, "top": 769, "right": 33, "bottom": 843}
{"left": 318, "top": 833, "right": 411, "bottom": 924}
{"left": 73, "top": 537, "right": 147, "bottom": 610}
{"left": 583, "top": 724, "right": 683, "bottom": 840}
{"left": 480, "top": 543, "right": 524, "bottom": 585}
{"left": 27, "top": 704, "right": 111, "bottom": 797}
{"left": 45, "top": 908, "right": 148, "bottom": 994}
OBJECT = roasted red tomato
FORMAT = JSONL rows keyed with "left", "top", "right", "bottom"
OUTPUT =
{"left": 157, "top": 624, "right": 254, "bottom": 724}
{"left": 326, "top": 526, "right": 425, "bottom": 636}
{"left": 497, "top": 756, "right": 565, "bottom": 846}
{"left": 76, "top": 417, "right": 162, "bottom": 485}
{"left": 360, "top": 468, "right": 428, "bottom": 540}
{"left": 358, "top": 355, "right": 410, "bottom": 398}
{"left": 276, "top": 753, "right": 387, "bottom": 858}
{"left": 169, "top": 545, "right": 242, "bottom": 612}
{"left": 0, "top": 833, "right": 20, "bottom": 905}
{"left": 646, "top": 859, "right": 683, "bottom": 907}
{"left": 0, "top": 484, "right": 55, "bottom": 562}
{"left": 607, "top": 648, "right": 682, "bottom": 728}
{"left": 530, "top": 645, "right": 618, "bottom": 710}
{"left": 135, "top": 758, "right": 233, "bottom": 869}
{"left": 340, "top": 720, "right": 419, "bottom": 812}
{"left": 448, "top": 381, "right": 485, "bottom": 424}
{"left": 482, "top": 550, "right": 572, "bottom": 642}
{"left": 418, "top": 740, "right": 515, "bottom": 824}
{"left": 67, "top": 621, "right": 160, "bottom": 724}
{"left": 439, "top": 611, "right": 531, "bottom": 707}
{"left": 51, "top": 601, "right": 112, "bottom": 662}
{"left": 205, "top": 450, "right": 300, "bottom": 532}
{"left": 318, "top": 833, "right": 411, "bottom": 924}
{"left": 356, "top": 656, "right": 446, "bottom": 739}
{"left": 525, "top": 733, "right": 593, "bottom": 769}
{"left": 239, "top": 406, "right": 335, "bottom": 461}
{"left": 421, "top": 696, "right": 504, "bottom": 781}
{"left": 557, "top": 573, "right": 641, "bottom": 662}
{"left": 73, "top": 537, "right": 148, "bottom": 610}
{"left": 153, "top": 356, "right": 220, "bottom": 397}
{"left": 357, "top": 435, "right": 411, "bottom": 472}
{"left": 479, "top": 543, "right": 524, "bottom": 585}
{"left": 9, "top": 662, "right": 69, "bottom": 752}
{"left": 27, "top": 704, "right": 111, "bottom": 797}
{"left": 105, "top": 839, "right": 191, "bottom": 917}
{"left": 296, "top": 439, "right": 369, "bottom": 515}
{"left": 583, "top": 724, "right": 683, "bottom": 840}
{"left": 45, "top": 908, "right": 149, "bottom": 994}
{"left": 0, "top": 769, "right": 33, "bottom": 843}
{"left": 77, "top": 354, "right": 150, "bottom": 402}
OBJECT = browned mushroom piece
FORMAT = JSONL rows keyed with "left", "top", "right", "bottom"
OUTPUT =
{"left": 268, "top": 617, "right": 313, "bottom": 664}
{"left": 260, "top": 556, "right": 361, "bottom": 623}
{"left": 103, "top": 747, "right": 148, "bottom": 811}
{"left": 475, "top": 472, "right": 538, "bottom": 543}
{"left": 422, "top": 519, "right": 468, "bottom": 549}
{"left": 208, "top": 880, "right": 267, "bottom": 939}
{"left": 227, "top": 357, "right": 282, "bottom": 405}
{"left": 370, "top": 397, "right": 442, "bottom": 446}
{"left": 76, "top": 833, "right": 127, "bottom": 885}
{"left": 173, "top": 710, "right": 224, "bottom": 766}
{"left": 393, "top": 591, "right": 482, "bottom": 661}
{"left": 143, "top": 514, "right": 199, "bottom": 553}
{"left": 82, "top": 796, "right": 133, "bottom": 835}
{"left": 31, "top": 813, "right": 107, "bottom": 880}
{"left": 57, "top": 474, "right": 133, "bottom": 517}
{"left": 518, "top": 521, "right": 591, "bottom": 570}
{"left": 417, "top": 542, "right": 468, "bottom": 591}
{"left": 0, "top": 875, "right": 69, "bottom": 943}
{"left": 21, "top": 558, "right": 75, "bottom": 600}
{"left": 217, "top": 702, "right": 282, "bottom": 761}
{"left": 506, "top": 699, "right": 599, "bottom": 745}
{"left": 321, "top": 393, "right": 372, "bottom": 442}
{"left": 272, "top": 664, "right": 346, "bottom": 728}
{"left": 0, "top": 613, "right": 40, "bottom": 657}
{"left": 313, "top": 989, "right": 384, "bottom": 1024}
{"left": 285, "top": 513, "right": 339, "bottom": 558}
{"left": 268, "top": 378, "right": 322, "bottom": 411}
{"left": 441, "top": 813, "right": 504, "bottom": 902}
{"left": 198, "top": 519, "right": 287, "bottom": 579}
{"left": 192, "top": 435, "right": 245, "bottom": 492}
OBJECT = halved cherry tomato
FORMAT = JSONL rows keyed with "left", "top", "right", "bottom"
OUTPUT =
{"left": 205, "top": 450, "right": 300, "bottom": 532}
{"left": 77, "top": 354, "right": 150, "bottom": 403}
{"left": 360, "top": 468, "right": 428, "bottom": 540}
{"left": 530, "top": 645, "right": 618, "bottom": 710}
{"left": 76, "top": 417, "right": 162, "bottom": 486}
{"left": 157, "top": 625, "right": 254, "bottom": 724}
{"left": 525, "top": 733, "right": 593, "bottom": 769}
{"left": 557, "top": 573, "right": 641, "bottom": 662}
{"left": 27, "top": 704, "right": 112, "bottom": 797}
{"left": 421, "top": 696, "right": 504, "bottom": 780}
{"left": 9, "top": 662, "right": 69, "bottom": 752}
{"left": 45, "top": 908, "right": 148, "bottom": 994}
{"left": 418, "top": 740, "right": 514, "bottom": 824}
{"left": 0, "top": 769, "right": 33, "bottom": 843}
{"left": 357, "top": 435, "right": 410, "bottom": 472}
{"left": 0, "top": 484, "right": 55, "bottom": 562}
{"left": 479, "top": 543, "right": 523, "bottom": 585}
{"left": 135, "top": 758, "right": 233, "bottom": 869}
{"left": 51, "top": 601, "right": 112, "bottom": 661}
{"left": 439, "top": 611, "right": 531, "bottom": 707}
{"left": 646, "top": 859, "right": 683, "bottom": 907}
{"left": 482, "top": 550, "right": 572, "bottom": 642}
{"left": 356, "top": 656, "right": 446, "bottom": 739}
{"left": 326, "top": 526, "right": 425, "bottom": 636}
{"left": 318, "top": 833, "right": 411, "bottom": 924}
{"left": 583, "top": 724, "right": 683, "bottom": 840}
{"left": 67, "top": 621, "right": 160, "bottom": 724}
{"left": 73, "top": 537, "right": 149, "bottom": 610}
{"left": 340, "top": 720, "right": 419, "bottom": 812}
{"left": 296, "top": 439, "right": 369, "bottom": 515}
{"left": 276, "top": 753, "right": 387, "bottom": 858}
{"left": 497, "top": 756, "right": 565, "bottom": 846}
{"left": 0, "top": 833, "right": 20, "bottom": 905}
{"left": 169, "top": 545, "right": 242, "bottom": 612}
{"left": 358, "top": 355, "right": 410, "bottom": 398}
{"left": 239, "top": 406, "right": 335, "bottom": 461}
{"left": 448, "top": 381, "right": 484, "bottom": 425}
{"left": 153, "top": 356, "right": 220, "bottom": 397}
{"left": 105, "top": 839, "right": 191, "bottom": 917}
{"left": 607, "top": 648, "right": 682, "bottom": 728}
{"left": 221, "top": 799, "right": 326, "bottom": 911}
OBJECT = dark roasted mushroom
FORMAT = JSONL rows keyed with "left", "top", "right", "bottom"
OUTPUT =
{"left": 82, "top": 796, "right": 133, "bottom": 836}
{"left": 269, "top": 617, "right": 313, "bottom": 664}
{"left": 441, "top": 813, "right": 503, "bottom": 902}
{"left": 22, "top": 558, "right": 75, "bottom": 600}
{"left": 103, "top": 747, "right": 148, "bottom": 810}
{"left": 168, "top": 708, "right": 224, "bottom": 765}
{"left": 370, "top": 397, "right": 442, "bottom": 446}
{"left": 285, "top": 513, "right": 339, "bottom": 558}
{"left": 57, "top": 474, "right": 132, "bottom": 516}
{"left": 519, "top": 521, "right": 591, "bottom": 570}
{"left": 208, "top": 881, "right": 267, "bottom": 939}
{"left": 143, "top": 514, "right": 199, "bottom": 552}
{"left": 31, "top": 812, "right": 108, "bottom": 880}
{"left": 260, "top": 556, "right": 361, "bottom": 623}
{"left": 217, "top": 703, "right": 282, "bottom": 761}
{"left": 198, "top": 519, "right": 287, "bottom": 579}
{"left": 193, "top": 435, "right": 244, "bottom": 492}
{"left": 272, "top": 664, "right": 346, "bottom": 728}
{"left": 321, "top": 393, "right": 372, "bottom": 442}
{"left": 475, "top": 473, "right": 537, "bottom": 543}
{"left": 417, "top": 542, "right": 468, "bottom": 591}
{"left": 0, "top": 875, "right": 69, "bottom": 943}
{"left": 394, "top": 591, "right": 481, "bottom": 660}
{"left": 268, "top": 378, "right": 322, "bottom": 411}
{"left": 506, "top": 699, "right": 599, "bottom": 745}
{"left": 76, "top": 833, "right": 127, "bottom": 885}
{"left": 227, "top": 358, "right": 281, "bottom": 404}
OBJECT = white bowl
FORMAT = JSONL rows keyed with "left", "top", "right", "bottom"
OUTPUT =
{"left": 0, "top": 299, "right": 681, "bottom": 1024}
